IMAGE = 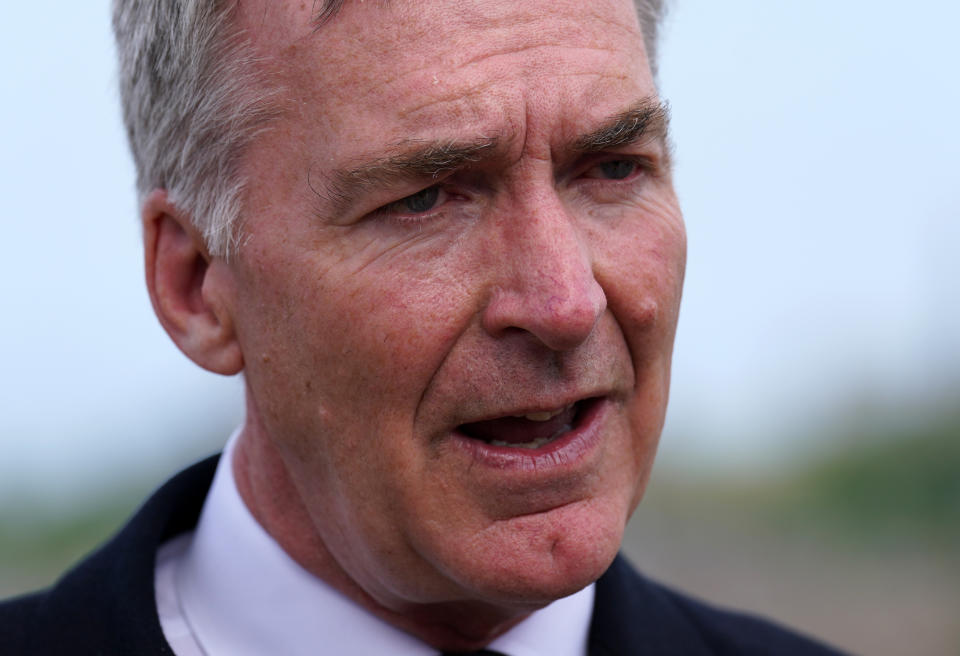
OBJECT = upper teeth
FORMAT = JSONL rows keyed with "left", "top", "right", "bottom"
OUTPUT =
{"left": 521, "top": 408, "right": 563, "bottom": 422}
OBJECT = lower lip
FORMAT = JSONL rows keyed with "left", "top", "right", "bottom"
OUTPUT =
{"left": 450, "top": 397, "right": 609, "bottom": 473}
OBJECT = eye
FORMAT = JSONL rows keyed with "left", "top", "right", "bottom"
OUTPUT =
{"left": 369, "top": 184, "right": 466, "bottom": 227}
{"left": 394, "top": 186, "right": 444, "bottom": 214}
{"left": 583, "top": 159, "right": 640, "bottom": 181}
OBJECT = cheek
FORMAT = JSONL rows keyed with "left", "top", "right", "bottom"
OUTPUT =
{"left": 590, "top": 204, "right": 684, "bottom": 487}
{"left": 593, "top": 204, "right": 686, "bottom": 342}
{"left": 237, "top": 242, "right": 484, "bottom": 462}
{"left": 333, "top": 271, "right": 476, "bottom": 412}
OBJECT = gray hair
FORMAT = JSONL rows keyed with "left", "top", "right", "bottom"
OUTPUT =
{"left": 112, "top": 0, "right": 668, "bottom": 257}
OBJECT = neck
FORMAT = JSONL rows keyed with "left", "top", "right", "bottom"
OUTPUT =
{"left": 231, "top": 418, "right": 539, "bottom": 652}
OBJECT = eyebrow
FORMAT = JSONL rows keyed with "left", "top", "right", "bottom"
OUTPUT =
{"left": 312, "top": 0, "right": 346, "bottom": 28}
{"left": 573, "top": 99, "right": 671, "bottom": 156}
{"left": 313, "top": 0, "right": 390, "bottom": 29}
{"left": 312, "top": 99, "right": 671, "bottom": 216}
{"left": 317, "top": 138, "right": 498, "bottom": 215}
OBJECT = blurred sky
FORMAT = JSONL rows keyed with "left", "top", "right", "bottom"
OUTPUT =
{"left": 1, "top": 1, "right": 958, "bottom": 503}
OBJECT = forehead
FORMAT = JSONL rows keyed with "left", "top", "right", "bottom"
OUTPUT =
{"left": 238, "top": 0, "right": 650, "bottom": 156}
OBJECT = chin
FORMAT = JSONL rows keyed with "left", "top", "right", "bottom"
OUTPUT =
{"left": 445, "top": 499, "right": 626, "bottom": 607}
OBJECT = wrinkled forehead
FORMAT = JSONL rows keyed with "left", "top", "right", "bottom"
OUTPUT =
{"left": 234, "top": 0, "right": 645, "bottom": 69}
{"left": 234, "top": 0, "right": 649, "bottom": 144}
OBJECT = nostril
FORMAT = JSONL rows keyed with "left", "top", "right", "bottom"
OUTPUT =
{"left": 482, "top": 278, "right": 606, "bottom": 351}
{"left": 482, "top": 214, "right": 606, "bottom": 349}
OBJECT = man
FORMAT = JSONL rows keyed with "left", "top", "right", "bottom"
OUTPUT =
{"left": 1, "top": 0, "right": 843, "bottom": 654}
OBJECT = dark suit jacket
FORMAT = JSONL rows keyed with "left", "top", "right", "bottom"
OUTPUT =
{"left": 0, "top": 457, "right": 846, "bottom": 655}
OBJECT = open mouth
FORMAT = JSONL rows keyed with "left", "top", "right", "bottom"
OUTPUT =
{"left": 457, "top": 398, "right": 598, "bottom": 450}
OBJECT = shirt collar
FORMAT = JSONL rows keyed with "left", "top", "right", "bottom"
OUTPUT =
{"left": 177, "top": 430, "right": 595, "bottom": 656}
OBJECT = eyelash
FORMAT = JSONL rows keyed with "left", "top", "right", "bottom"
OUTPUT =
{"left": 371, "top": 186, "right": 452, "bottom": 226}
{"left": 580, "top": 156, "right": 653, "bottom": 182}
{"left": 371, "top": 156, "right": 651, "bottom": 225}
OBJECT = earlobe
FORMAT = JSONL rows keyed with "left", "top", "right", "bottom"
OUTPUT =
{"left": 143, "top": 190, "right": 244, "bottom": 375}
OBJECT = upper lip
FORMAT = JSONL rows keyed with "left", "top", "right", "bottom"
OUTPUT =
{"left": 453, "top": 391, "right": 608, "bottom": 427}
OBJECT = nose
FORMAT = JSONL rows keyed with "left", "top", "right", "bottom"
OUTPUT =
{"left": 481, "top": 197, "right": 606, "bottom": 352}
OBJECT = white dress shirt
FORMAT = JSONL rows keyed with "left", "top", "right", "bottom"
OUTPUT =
{"left": 155, "top": 431, "right": 595, "bottom": 655}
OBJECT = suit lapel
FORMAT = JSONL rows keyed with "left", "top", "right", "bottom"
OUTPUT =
{"left": 588, "top": 555, "right": 714, "bottom": 656}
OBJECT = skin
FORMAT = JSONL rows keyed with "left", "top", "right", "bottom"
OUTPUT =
{"left": 144, "top": 0, "right": 685, "bottom": 650}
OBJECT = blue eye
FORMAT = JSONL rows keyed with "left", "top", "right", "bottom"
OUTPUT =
{"left": 373, "top": 186, "right": 452, "bottom": 223}
{"left": 597, "top": 160, "right": 637, "bottom": 180}
{"left": 401, "top": 187, "right": 440, "bottom": 213}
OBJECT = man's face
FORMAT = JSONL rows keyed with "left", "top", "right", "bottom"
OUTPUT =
{"left": 227, "top": 0, "right": 684, "bottom": 620}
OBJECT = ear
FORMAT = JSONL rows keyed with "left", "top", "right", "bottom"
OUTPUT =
{"left": 143, "top": 189, "right": 244, "bottom": 375}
